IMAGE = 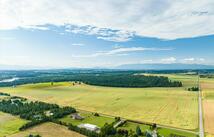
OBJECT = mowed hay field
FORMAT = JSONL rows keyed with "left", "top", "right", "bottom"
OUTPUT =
{"left": 0, "top": 112, "right": 28, "bottom": 137}
{"left": 0, "top": 74, "right": 198, "bottom": 130}
{"left": 9, "top": 122, "right": 85, "bottom": 137}
{"left": 200, "top": 77, "right": 214, "bottom": 135}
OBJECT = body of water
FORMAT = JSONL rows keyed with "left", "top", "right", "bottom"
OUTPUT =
{"left": 0, "top": 77, "right": 19, "bottom": 83}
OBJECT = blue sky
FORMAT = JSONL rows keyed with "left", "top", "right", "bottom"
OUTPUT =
{"left": 0, "top": 0, "right": 214, "bottom": 68}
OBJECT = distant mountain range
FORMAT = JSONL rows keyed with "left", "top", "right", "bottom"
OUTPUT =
{"left": 114, "top": 63, "right": 214, "bottom": 70}
{"left": 0, "top": 63, "right": 214, "bottom": 70}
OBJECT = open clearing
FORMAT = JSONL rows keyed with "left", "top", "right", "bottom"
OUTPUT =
{"left": 200, "top": 77, "right": 214, "bottom": 136}
{"left": 9, "top": 122, "right": 85, "bottom": 137}
{"left": 0, "top": 112, "right": 28, "bottom": 137}
{"left": 0, "top": 74, "right": 198, "bottom": 130}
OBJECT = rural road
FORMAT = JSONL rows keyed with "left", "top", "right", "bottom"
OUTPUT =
{"left": 198, "top": 75, "right": 204, "bottom": 137}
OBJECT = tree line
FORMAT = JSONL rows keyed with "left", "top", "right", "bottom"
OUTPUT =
{"left": 0, "top": 73, "right": 182, "bottom": 88}
{"left": 0, "top": 97, "right": 76, "bottom": 130}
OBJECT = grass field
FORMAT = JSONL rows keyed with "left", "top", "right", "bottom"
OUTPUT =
{"left": 59, "top": 112, "right": 115, "bottom": 127}
{"left": 200, "top": 77, "right": 214, "bottom": 136}
{"left": 9, "top": 122, "right": 85, "bottom": 137}
{"left": 0, "top": 74, "right": 199, "bottom": 130}
{"left": 0, "top": 112, "right": 29, "bottom": 137}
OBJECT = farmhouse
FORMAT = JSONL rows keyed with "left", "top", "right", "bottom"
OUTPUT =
{"left": 78, "top": 123, "right": 99, "bottom": 132}
{"left": 71, "top": 113, "right": 84, "bottom": 120}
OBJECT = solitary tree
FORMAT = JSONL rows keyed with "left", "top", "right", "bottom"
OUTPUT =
{"left": 136, "top": 125, "right": 142, "bottom": 136}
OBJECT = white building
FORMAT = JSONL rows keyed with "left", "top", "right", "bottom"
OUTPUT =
{"left": 78, "top": 123, "right": 99, "bottom": 132}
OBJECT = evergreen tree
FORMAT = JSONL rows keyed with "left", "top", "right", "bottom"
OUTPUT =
{"left": 136, "top": 126, "right": 142, "bottom": 136}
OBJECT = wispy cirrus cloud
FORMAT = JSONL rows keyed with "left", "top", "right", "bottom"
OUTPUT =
{"left": 1, "top": 0, "right": 214, "bottom": 40}
{"left": 72, "top": 47, "right": 172, "bottom": 58}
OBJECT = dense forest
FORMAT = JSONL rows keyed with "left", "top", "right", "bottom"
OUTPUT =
{"left": 0, "top": 70, "right": 182, "bottom": 87}
{"left": 78, "top": 74, "right": 182, "bottom": 87}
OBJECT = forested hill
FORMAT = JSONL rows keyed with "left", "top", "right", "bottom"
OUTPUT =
{"left": 0, "top": 70, "right": 182, "bottom": 88}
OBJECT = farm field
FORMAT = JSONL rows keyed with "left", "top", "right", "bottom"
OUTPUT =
{"left": 9, "top": 122, "right": 85, "bottom": 137}
{"left": 0, "top": 112, "right": 28, "bottom": 137}
{"left": 200, "top": 77, "right": 214, "bottom": 136}
{"left": 0, "top": 74, "right": 199, "bottom": 130}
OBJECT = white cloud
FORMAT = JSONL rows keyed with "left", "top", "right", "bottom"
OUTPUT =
{"left": 0, "top": 0, "right": 214, "bottom": 40}
{"left": 72, "top": 47, "right": 172, "bottom": 58}
{"left": 66, "top": 25, "right": 134, "bottom": 42}
{"left": 161, "top": 57, "right": 177, "bottom": 63}
{"left": 182, "top": 57, "right": 205, "bottom": 63}
{"left": 183, "top": 58, "right": 195, "bottom": 61}
{"left": 71, "top": 43, "right": 85, "bottom": 46}
{"left": 21, "top": 25, "right": 49, "bottom": 31}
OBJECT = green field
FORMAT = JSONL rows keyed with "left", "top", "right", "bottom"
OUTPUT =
{"left": 0, "top": 112, "right": 29, "bottom": 137}
{"left": 0, "top": 74, "right": 198, "bottom": 130}
{"left": 59, "top": 112, "right": 115, "bottom": 127}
